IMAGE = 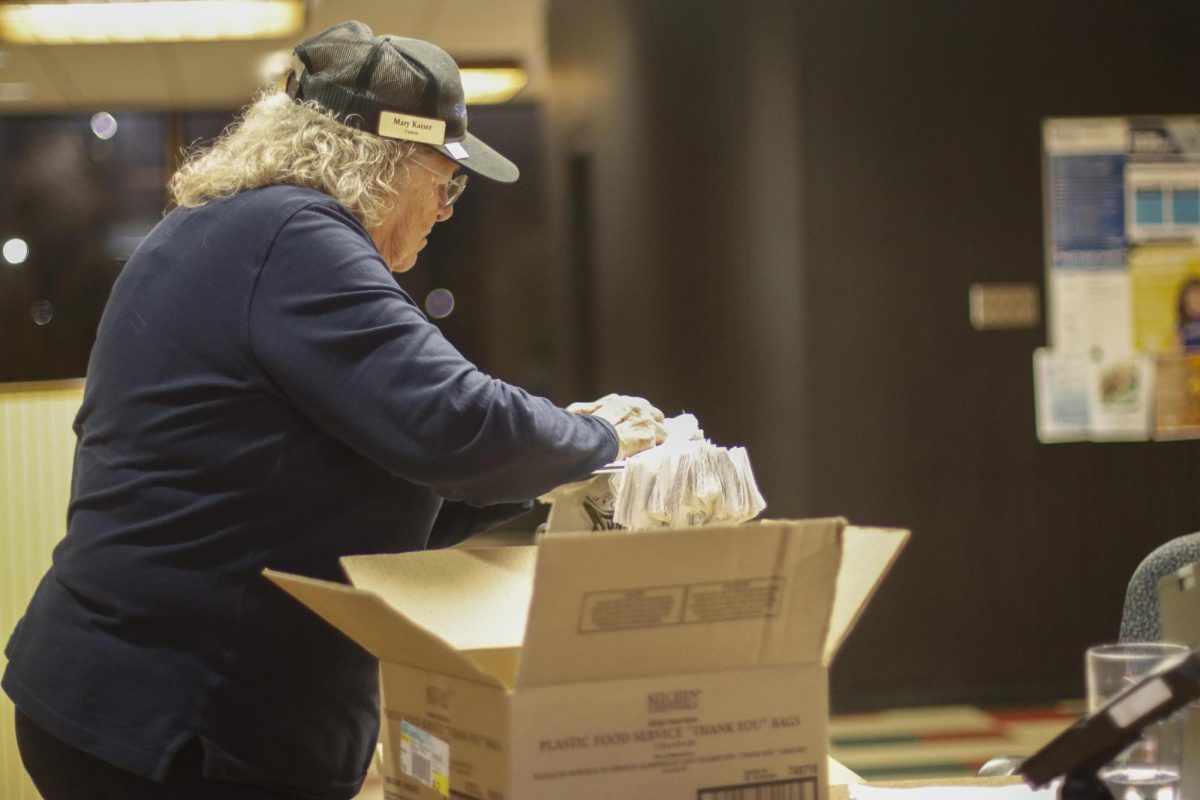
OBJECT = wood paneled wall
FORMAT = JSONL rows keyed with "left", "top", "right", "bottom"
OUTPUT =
{"left": 545, "top": 0, "right": 1200, "bottom": 710}
{"left": 1, "top": 380, "right": 82, "bottom": 799}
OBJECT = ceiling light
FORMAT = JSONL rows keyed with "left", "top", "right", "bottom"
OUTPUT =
{"left": 424, "top": 288, "right": 456, "bottom": 319}
{"left": 90, "top": 112, "right": 118, "bottom": 140}
{"left": 249, "top": 56, "right": 525, "bottom": 103}
{"left": 257, "top": 48, "right": 293, "bottom": 87}
{"left": 0, "top": 0, "right": 305, "bottom": 45}
{"left": 3, "top": 238, "right": 29, "bottom": 265}
{"left": 460, "top": 66, "right": 528, "bottom": 105}
{"left": 31, "top": 299, "right": 53, "bottom": 325}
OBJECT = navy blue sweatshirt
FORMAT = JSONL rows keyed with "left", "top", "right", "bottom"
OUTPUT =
{"left": 3, "top": 186, "right": 617, "bottom": 798}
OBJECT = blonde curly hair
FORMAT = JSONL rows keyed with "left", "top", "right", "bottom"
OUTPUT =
{"left": 169, "top": 91, "right": 418, "bottom": 228}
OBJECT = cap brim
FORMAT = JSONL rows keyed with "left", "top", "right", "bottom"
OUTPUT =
{"left": 431, "top": 131, "right": 519, "bottom": 184}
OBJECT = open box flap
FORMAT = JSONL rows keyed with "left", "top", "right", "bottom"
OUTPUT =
{"left": 822, "top": 526, "right": 910, "bottom": 664}
{"left": 515, "top": 518, "right": 846, "bottom": 687}
{"left": 339, "top": 546, "right": 535, "bottom": 653}
{"left": 263, "top": 569, "right": 505, "bottom": 688}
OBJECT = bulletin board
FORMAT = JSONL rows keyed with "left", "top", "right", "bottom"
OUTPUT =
{"left": 1036, "top": 116, "right": 1200, "bottom": 442}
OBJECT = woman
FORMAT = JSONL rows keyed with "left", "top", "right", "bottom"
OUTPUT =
{"left": 4, "top": 20, "right": 663, "bottom": 800}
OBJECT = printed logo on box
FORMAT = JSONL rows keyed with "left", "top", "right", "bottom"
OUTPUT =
{"left": 647, "top": 689, "right": 701, "bottom": 713}
{"left": 426, "top": 684, "right": 453, "bottom": 710}
{"left": 398, "top": 720, "right": 450, "bottom": 797}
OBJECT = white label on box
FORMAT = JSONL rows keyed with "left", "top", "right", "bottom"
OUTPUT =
{"left": 398, "top": 720, "right": 450, "bottom": 797}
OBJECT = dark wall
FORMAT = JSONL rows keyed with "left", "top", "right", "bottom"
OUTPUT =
{"left": 401, "top": 104, "right": 555, "bottom": 394}
{"left": 0, "top": 113, "right": 165, "bottom": 381}
{"left": 545, "top": 1, "right": 809, "bottom": 512}
{"left": 546, "top": 0, "right": 1200, "bottom": 710}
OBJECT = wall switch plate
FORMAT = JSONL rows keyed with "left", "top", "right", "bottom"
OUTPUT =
{"left": 968, "top": 282, "right": 1041, "bottom": 330}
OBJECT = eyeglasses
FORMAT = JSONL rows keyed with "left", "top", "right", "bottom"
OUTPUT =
{"left": 409, "top": 156, "right": 469, "bottom": 208}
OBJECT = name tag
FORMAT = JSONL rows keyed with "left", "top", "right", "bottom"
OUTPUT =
{"left": 377, "top": 111, "right": 446, "bottom": 145}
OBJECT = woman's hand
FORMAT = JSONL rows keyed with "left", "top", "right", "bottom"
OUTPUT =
{"left": 568, "top": 394, "right": 667, "bottom": 458}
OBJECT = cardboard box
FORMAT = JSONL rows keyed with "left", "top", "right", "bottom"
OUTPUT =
{"left": 266, "top": 517, "right": 907, "bottom": 800}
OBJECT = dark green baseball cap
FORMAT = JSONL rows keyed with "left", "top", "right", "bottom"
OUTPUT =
{"left": 286, "top": 20, "right": 519, "bottom": 183}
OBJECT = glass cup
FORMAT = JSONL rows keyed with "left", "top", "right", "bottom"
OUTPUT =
{"left": 1086, "top": 643, "right": 1190, "bottom": 800}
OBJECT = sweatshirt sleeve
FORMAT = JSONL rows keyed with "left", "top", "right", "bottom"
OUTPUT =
{"left": 247, "top": 201, "right": 619, "bottom": 506}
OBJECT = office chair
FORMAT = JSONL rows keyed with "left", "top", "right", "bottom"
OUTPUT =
{"left": 1119, "top": 533, "right": 1200, "bottom": 643}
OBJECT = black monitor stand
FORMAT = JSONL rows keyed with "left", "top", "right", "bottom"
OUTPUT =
{"left": 1060, "top": 769, "right": 1116, "bottom": 800}
{"left": 1054, "top": 730, "right": 1138, "bottom": 800}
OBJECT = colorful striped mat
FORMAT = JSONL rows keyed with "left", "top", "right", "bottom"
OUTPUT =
{"left": 828, "top": 703, "right": 1084, "bottom": 781}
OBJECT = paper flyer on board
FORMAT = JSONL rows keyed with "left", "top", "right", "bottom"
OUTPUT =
{"left": 1126, "top": 161, "right": 1200, "bottom": 244}
{"left": 1129, "top": 243, "right": 1200, "bottom": 355}
{"left": 1033, "top": 348, "right": 1089, "bottom": 443}
{"left": 1043, "top": 117, "right": 1128, "bottom": 274}
{"left": 1086, "top": 355, "right": 1153, "bottom": 441}
{"left": 1047, "top": 270, "right": 1132, "bottom": 359}
{"left": 1154, "top": 354, "right": 1200, "bottom": 439}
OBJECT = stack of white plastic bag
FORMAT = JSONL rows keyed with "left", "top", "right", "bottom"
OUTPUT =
{"left": 539, "top": 413, "right": 766, "bottom": 534}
